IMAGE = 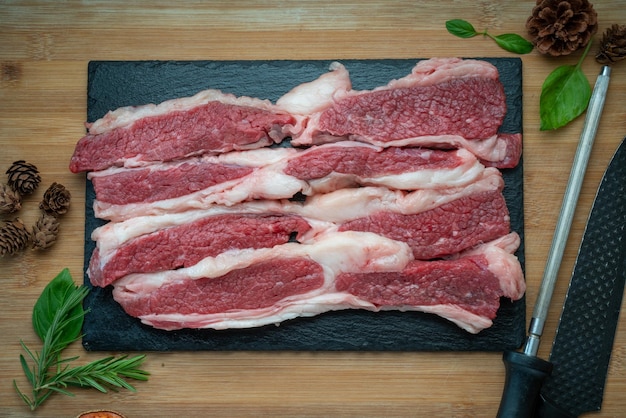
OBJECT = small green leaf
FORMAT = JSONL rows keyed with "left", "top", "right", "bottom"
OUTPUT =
{"left": 493, "top": 33, "right": 534, "bottom": 54}
{"left": 540, "top": 64, "right": 592, "bottom": 130}
{"left": 445, "top": 19, "right": 478, "bottom": 38}
{"left": 19, "top": 354, "right": 35, "bottom": 385}
{"left": 45, "top": 386, "right": 76, "bottom": 397}
{"left": 19, "top": 340, "right": 37, "bottom": 363}
{"left": 13, "top": 380, "right": 35, "bottom": 409}
{"left": 32, "top": 268, "right": 84, "bottom": 347}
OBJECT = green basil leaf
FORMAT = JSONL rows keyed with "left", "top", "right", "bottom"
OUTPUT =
{"left": 540, "top": 64, "right": 592, "bottom": 130}
{"left": 32, "top": 268, "right": 84, "bottom": 345}
{"left": 445, "top": 19, "right": 477, "bottom": 38}
{"left": 493, "top": 33, "right": 534, "bottom": 54}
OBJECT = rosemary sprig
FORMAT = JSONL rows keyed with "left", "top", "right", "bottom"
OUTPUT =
{"left": 14, "top": 268, "right": 149, "bottom": 411}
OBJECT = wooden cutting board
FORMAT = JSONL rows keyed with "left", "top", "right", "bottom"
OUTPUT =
{"left": 3, "top": 2, "right": 626, "bottom": 416}
{"left": 81, "top": 58, "right": 526, "bottom": 352}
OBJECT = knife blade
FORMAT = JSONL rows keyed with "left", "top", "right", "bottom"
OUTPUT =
{"left": 536, "top": 136, "right": 626, "bottom": 417}
{"left": 496, "top": 65, "right": 612, "bottom": 418}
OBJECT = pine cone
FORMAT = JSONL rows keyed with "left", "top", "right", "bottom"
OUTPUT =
{"left": 0, "top": 218, "right": 31, "bottom": 256}
{"left": 32, "top": 212, "right": 60, "bottom": 250}
{"left": 6, "top": 160, "right": 41, "bottom": 195}
{"left": 39, "top": 182, "right": 71, "bottom": 216}
{"left": 596, "top": 24, "right": 626, "bottom": 64}
{"left": 526, "top": 0, "right": 598, "bottom": 56}
{"left": 0, "top": 182, "right": 21, "bottom": 214}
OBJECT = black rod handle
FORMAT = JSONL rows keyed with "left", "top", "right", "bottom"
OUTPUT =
{"left": 496, "top": 350, "right": 553, "bottom": 418}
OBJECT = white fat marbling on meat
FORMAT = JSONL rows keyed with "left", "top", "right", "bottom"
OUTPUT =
{"left": 358, "top": 134, "right": 510, "bottom": 165}
{"left": 295, "top": 167, "right": 503, "bottom": 223}
{"left": 305, "top": 147, "right": 485, "bottom": 194}
{"left": 112, "top": 230, "right": 413, "bottom": 295}
{"left": 449, "top": 232, "right": 525, "bottom": 300}
{"left": 134, "top": 294, "right": 376, "bottom": 331}
{"left": 385, "top": 304, "right": 494, "bottom": 334}
{"left": 87, "top": 147, "right": 298, "bottom": 178}
{"left": 276, "top": 61, "right": 352, "bottom": 115}
{"left": 87, "top": 89, "right": 284, "bottom": 135}
{"left": 91, "top": 143, "right": 491, "bottom": 222}
{"left": 382, "top": 57, "right": 500, "bottom": 90}
{"left": 92, "top": 160, "right": 307, "bottom": 221}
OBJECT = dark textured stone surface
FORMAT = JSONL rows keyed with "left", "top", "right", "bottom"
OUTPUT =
{"left": 81, "top": 58, "right": 525, "bottom": 352}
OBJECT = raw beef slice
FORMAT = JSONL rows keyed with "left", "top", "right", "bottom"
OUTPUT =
{"left": 338, "top": 188, "right": 510, "bottom": 259}
{"left": 69, "top": 89, "right": 296, "bottom": 173}
{"left": 336, "top": 233, "right": 525, "bottom": 333}
{"left": 112, "top": 231, "right": 415, "bottom": 330}
{"left": 88, "top": 213, "right": 314, "bottom": 288}
{"left": 111, "top": 232, "right": 523, "bottom": 333}
{"left": 279, "top": 58, "right": 521, "bottom": 168}
{"left": 89, "top": 143, "right": 487, "bottom": 221}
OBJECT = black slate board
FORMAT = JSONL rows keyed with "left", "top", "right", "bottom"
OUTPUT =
{"left": 81, "top": 58, "right": 525, "bottom": 352}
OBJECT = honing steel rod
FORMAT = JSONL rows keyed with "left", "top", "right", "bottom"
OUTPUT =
{"left": 524, "top": 65, "right": 611, "bottom": 357}
{"left": 496, "top": 65, "right": 611, "bottom": 418}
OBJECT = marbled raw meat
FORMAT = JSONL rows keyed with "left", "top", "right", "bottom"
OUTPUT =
{"left": 278, "top": 58, "right": 521, "bottom": 168}
{"left": 69, "top": 89, "right": 296, "bottom": 173}
{"left": 89, "top": 143, "right": 486, "bottom": 221}
{"left": 88, "top": 213, "right": 314, "bottom": 288}
{"left": 111, "top": 232, "right": 523, "bottom": 334}
{"left": 88, "top": 166, "right": 508, "bottom": 287}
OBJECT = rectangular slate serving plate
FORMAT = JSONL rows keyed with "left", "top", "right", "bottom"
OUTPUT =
{"left": 81, "top": 58, "right": 525, "bottom": 352}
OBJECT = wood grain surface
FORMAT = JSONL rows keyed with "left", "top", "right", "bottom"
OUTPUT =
{"left": 1, "top": 1, "right": 625, "bottom": 417}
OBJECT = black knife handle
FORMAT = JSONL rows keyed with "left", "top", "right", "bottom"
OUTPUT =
{"left": 496, "top": 350, "right": 553, "bottom": 418}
